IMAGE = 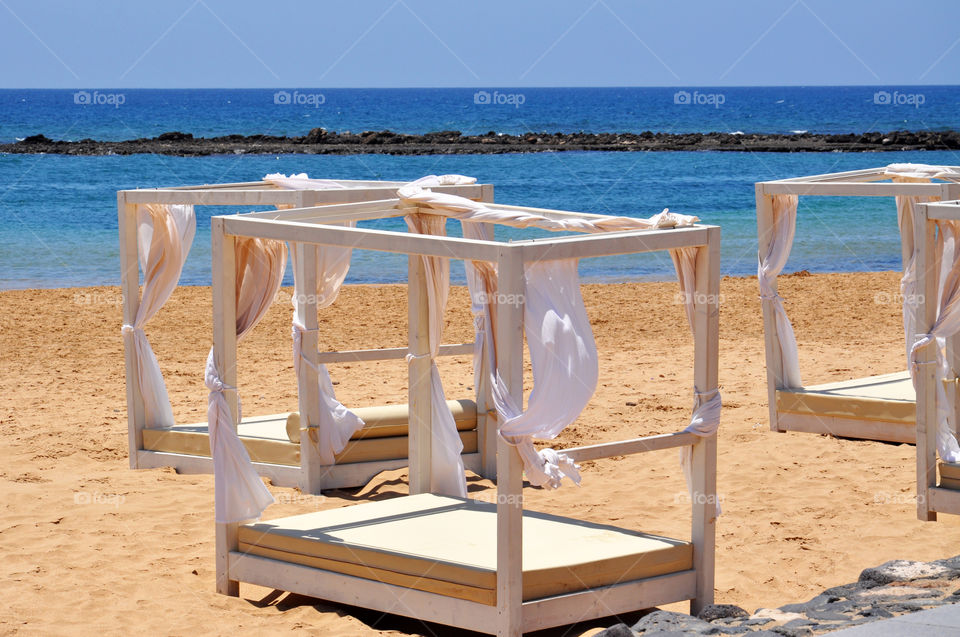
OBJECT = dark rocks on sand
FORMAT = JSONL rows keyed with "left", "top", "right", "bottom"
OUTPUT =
{"left": 596, "top": 554, "right": 960, "bottom": 635}
{"left": 631, "top": 610, "right": 717, "bottom": 634}
{"left": 697, "top": 604, "right": 749, "bottom": 622}
{"left": 594, "top": 623, "right": 636, "bottom": 637}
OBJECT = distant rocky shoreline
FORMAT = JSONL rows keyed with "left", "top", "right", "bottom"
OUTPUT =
{"left": 3, "top": 128, "right": 959, "bottom": 156}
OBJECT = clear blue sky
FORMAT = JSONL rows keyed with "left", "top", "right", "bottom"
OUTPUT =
{"left": 2, "top": 0, "right": 958, "bottom": 88}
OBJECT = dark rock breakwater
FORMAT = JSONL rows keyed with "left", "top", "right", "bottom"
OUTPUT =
{"left": 3, "top": 128, "right": 959, "bottom": 156}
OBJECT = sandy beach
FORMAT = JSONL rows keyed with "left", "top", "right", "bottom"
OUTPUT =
{"left": 2, "top": 271, "right": 959, "bottom": 636}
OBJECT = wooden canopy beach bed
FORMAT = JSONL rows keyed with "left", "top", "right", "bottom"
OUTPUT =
{"left": 209, "top": 186, "right": 722, "bottom": 635}
{"left": 757, "top": 165, "right": 960, "bottom": 444}
{"left": 912, "top": 199, "right": 960, "bottom": 521}
{"left": 118, "top": 176, "right": 493, "bottom": 492}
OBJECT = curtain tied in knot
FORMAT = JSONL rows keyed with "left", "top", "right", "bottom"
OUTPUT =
{"left": 291, "top": 321, "right": 321, "bottom": 373}
{"left": 680, "top": 387, "right": 723, "bottom": 516}
{"left": 505, "top": 435, "right": 582, "bottom": 490}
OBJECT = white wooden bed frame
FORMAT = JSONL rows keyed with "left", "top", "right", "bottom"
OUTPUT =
{"left": 118, "top": 179, "right": 494, "bottom": 491}
{"left": 211, "top": 198, "right": 721, "bottom": 635}
{"left": 758, "top": 168, "right": 960, "bottom": 444}
{"left": 913, "top": 199, "right": 960, "bottom": 521}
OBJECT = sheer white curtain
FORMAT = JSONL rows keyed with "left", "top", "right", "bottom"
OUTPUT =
{"left": 490, "top": 259, "right": 599, "bottom": 489}
{"left": 289, "top": 238, "right": 365, "bottom": 463}
{"left": 671, "top": 246, "right": 722, "bottom": 514}
{"left": 896, "top": 191, "right": 923, "bottom": 368}
{"left": 404, "top": 174, "right": 477, "bottom": 191}
{"left": 462, "top": 224, "right": 597, "bottom": 489}
{"left": 405, "top": 213, "right": 468, "bottom": 497}
{"left": 911, "top": 219, "right": 960, "bottom": 464}
{"left": 263, "top": 173, "right": 349, "bottom": 190}
{"left": 883, "top": 164, "right": 957, "bottom": 368}
{"left": 462, "top": 221, "right": 498, "bottom": 401}
{"left": 405, "top": 186, "right": 699, "bottom": 489}
{"left": 207, "top": 237, "right": 287, "bottom": 524}
{"left": 400, "top": 184, "right": 698, "bottom": 232}
{"left": 264, "top": 175, "right": 367, "bottom": 462}
{"left": 758, "top": 194, "right": 802, "bottom": 388}
{"left": 122, "top": 204, "right": 196, "bottom": 428}
{"left": 883, "top": 164, "right": 960, "bottom": 182}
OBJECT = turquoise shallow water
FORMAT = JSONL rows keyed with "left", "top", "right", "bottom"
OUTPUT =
{"left": 3, "top": 86, "right": 959, "bottom": 290}
{"left": 2, "top": 149, "right": 959, "bottom": 290}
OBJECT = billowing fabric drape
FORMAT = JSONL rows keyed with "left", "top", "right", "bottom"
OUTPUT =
{"left": 883, "top": 164, "right": 960, "bottom": 182}
{"left": 405, "top": 213, "right": 468, "bottom": 497}
{"left": 757, "top": 194, "right": 802, "bottom": 388}
{"left": 404, "top": 174, "right": 477, "bottom": 191}
{"left": 491, "top": 259, "right": 599, "bottom": 489}
{"left": 883, "top": 164, "right": 960, "bottom": 367}
{"left": 671, "top": 246, "right": 722, "bottom": 515}
{"left": 418, "top": 186, "right": 697, "bottom": 488}
{"left": 207, "top": 237, "right": 287, "bottom": 524}
{"left": 895, "top": 191, "right": 923, "bottom": 369}
{"left": 910, "top": 219, "right": 960, "bottom": 464}
{"left": 263, "top": 173, "right": 349, "bottom": 190}
{"left": 289, "top": 237, "right": 365, "bottom": 463}
{"left": 399, "top": 185, "right": 698, "bottom": 232}
{"left": 264, "top": 174, "right": 368, "bottom": 462}
{"left": 122, "top": 204, "right": 196, "bottom": 428}
{"left": 462, "top": 221, "right": 498, "bottom": 401}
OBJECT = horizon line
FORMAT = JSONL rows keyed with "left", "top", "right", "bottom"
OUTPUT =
{"left": 2, "top": 83, "right": 958, "bottom": 90}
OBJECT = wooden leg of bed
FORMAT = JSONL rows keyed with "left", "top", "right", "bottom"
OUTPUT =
{"left": 216, "top": 523, "right": 240, "bottom": 596}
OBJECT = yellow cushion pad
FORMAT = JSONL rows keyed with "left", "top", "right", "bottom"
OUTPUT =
{"left": 777, "top": 371, "right": 915, "bottom": 424}
{"left": 286, "top": 399, "right": 478, "bottom": 443}
{"left": 238, "top": 493, "right": 692, "bottom": 605}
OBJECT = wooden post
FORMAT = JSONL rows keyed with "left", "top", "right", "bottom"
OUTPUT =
{"left": 118, "top": 193, "right": 145, "bottom": 468}
{"left": 690, "top": 227, "right": 719, "bottom": 614}
{"left": 408, "top": 252, "right": 433, "bottom": 494}
{"left": 756, "top": 186, "right": 785, "bottom": 432}
{"left": 478, "top": 184, "right": 498, "bottom": 479}
{"left": 212, "top": 217, "right": 240, "bottom": 595}
{"left": 914, "top": 203, "right": 938, "bottom": 521}
{"left": 476, "top": 330, "right": 497, "bottom": 480}
{"left": 494, "top": 245, "right": 524, "bottom": 637}
{"left": 295, "top": 243, "right": 324, "bottom": 495}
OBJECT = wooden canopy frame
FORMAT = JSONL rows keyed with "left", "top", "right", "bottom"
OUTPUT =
{"left": 758, "top": 168, "right": 960, "bottom": 444}
{"left": 118, "top": 179, "right": 493, "bottom": 492}
{"left": 914, "top": 199, "right": 960, "bottom": 521}
{"left": 211, "top": 199, "right": 721, "bottom": 635}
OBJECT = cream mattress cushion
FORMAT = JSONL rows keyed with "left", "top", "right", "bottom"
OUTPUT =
{"left": 142, "top": 415, "right": 477, "bottom": 466}
{"left": 285, "top": 399, "right": 478, "bottom": 443}
{"left": 939, "top": 461, "right": 960, "bottom": 490}
{"left": 776, "top": 371, "right": 915, "bottom": 424}
{"left": 238, "top": 493, "right": 692, "bottom": 605}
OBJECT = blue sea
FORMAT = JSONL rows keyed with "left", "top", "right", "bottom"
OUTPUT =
{"left": 1, "top": 86, "right": 959, "bottom": 290}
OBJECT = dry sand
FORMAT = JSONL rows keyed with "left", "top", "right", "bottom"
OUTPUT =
{"left": 1, "top": 271, "right": 958, "bottom": 636}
